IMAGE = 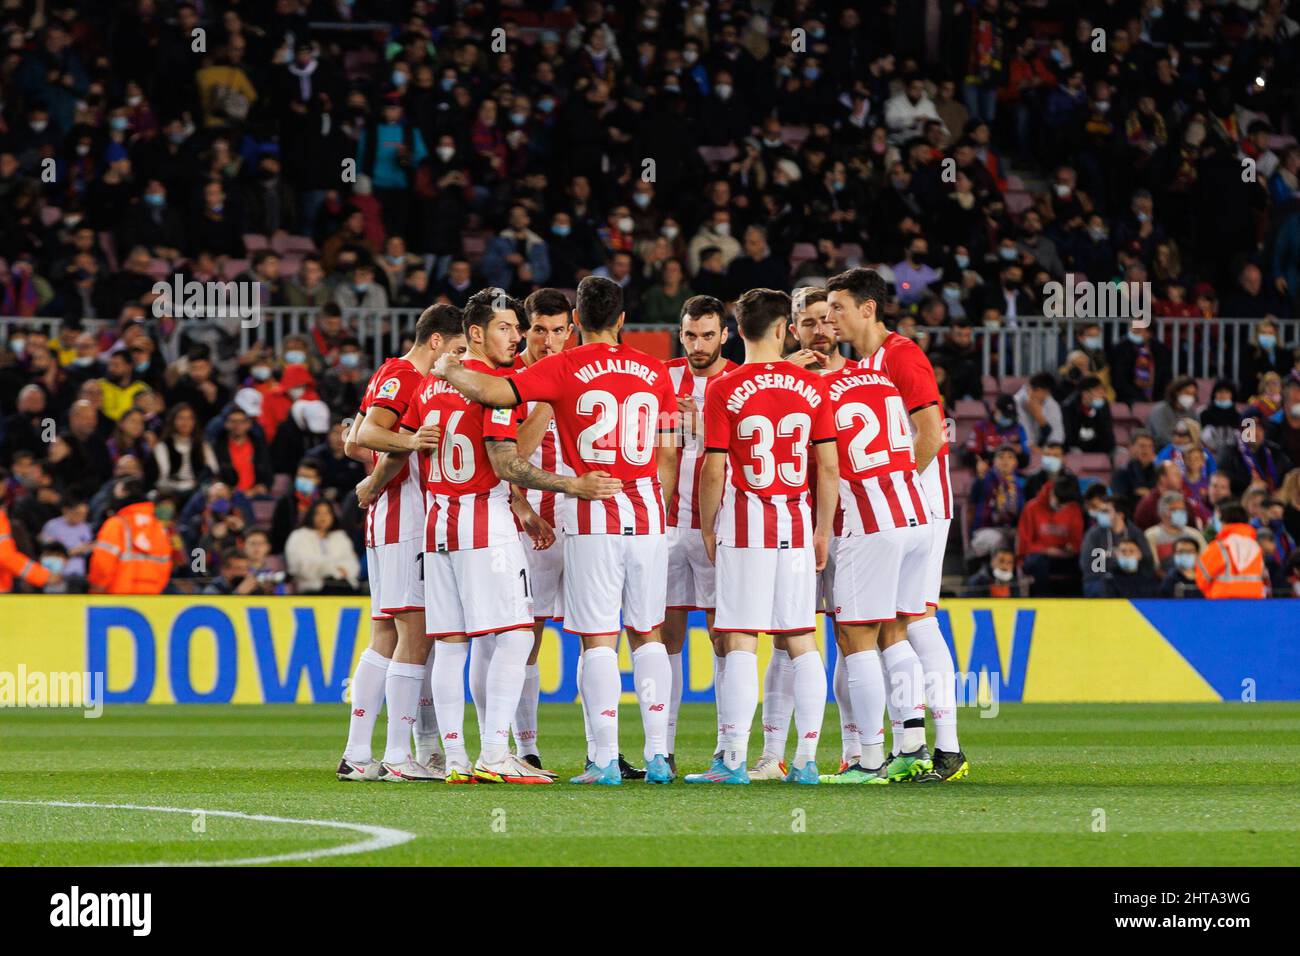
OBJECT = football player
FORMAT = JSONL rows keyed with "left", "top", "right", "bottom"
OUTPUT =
{"left": 685, "top": 288, "right": 839, "bottom": 785}
{"left": 336, "top": 304, "right": 460, "bottom": 782}
{"left": 362, "top": 289, "right": 619, "bottom": 783}
{"left": 663, "top": 295, "right": 736, "bottom": 776}
{"left": 507, "top": 288, "right": 576, "bottom": 774}
{"left": 431, "top": 276, "right": 681, "bottom": 786}
{"left": 754, "top": 287, "right": 852, "bottom": 780}
{"left": 826, "top": 267, "right": 957, "bottom": 781}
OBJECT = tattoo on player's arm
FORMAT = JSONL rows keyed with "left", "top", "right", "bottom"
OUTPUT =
{"left": 487, "top": 440, "right": 571, "bottom": 493}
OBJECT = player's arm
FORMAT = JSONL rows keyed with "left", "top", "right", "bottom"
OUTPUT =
{"left": 812, "top": 440, "right": 840, "bottom": 572}
{"left": 485, "top": 439, "right": 621, "bottom": 500}
{"left": 434, "top": 351, "right": 520, "bottom": 408}
{"left": 656, "top": 427, "right": 679, "bottom": 497}
{"left": 510, "top": 487, "right": 555, "bottom": 550}
{"left": 343, "top": 409, "right": 370, "bottom": 462}
{"left": 515, "top": 403, "right": 553, "bottom": 461}
{"left": 358, "top": 405, "right": 438, "bottom": 455}
{"left": 910, "top": 404, "right": 945, "bottom": 475}
{"left": 697, "top": 451, "right": 725, "bottom": 563}
{"left": 357, "top": 451, "right": 407, "bottom": 508}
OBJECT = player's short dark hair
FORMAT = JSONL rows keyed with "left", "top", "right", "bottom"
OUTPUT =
{"left": 524, "top": 288, "right": 572, "bottom": 321}
{"left": 575, "top": 275, "right": 623, "bottom": 331}
{"left": 681, "top": 294, "right": 725, "bottom": 324}
{"left": 791, "top": 287, "right": 827, "bottom": 315}
{"left": 735, "top": 288, "right": 792, "bottom": 342}
{"left": 414, "top": 302, "right": 463, "bottom": 344}
{"left": 826, "top": 267, "right": 889, "bottom": 315}
{"left": 464, "top": 288, "right": 525, "bottom": 336}
{"left": 1217, "top": 501, "right": 1248, "bottom": 524}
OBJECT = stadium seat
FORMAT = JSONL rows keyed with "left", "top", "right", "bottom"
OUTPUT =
{"left": 40, "top": 205, "right": 62, "bottom": 227}
{"left": 1006, "top": 190, "right": 1034, "bottom": 215}
{"left": 221, "top": 258, "right": 249, "bottom": 280}
{"left": 954, "top": 398, "right": 987, "bottom": 420}
{"left": 146, "top": 257, "right": 171, "bottom": 280}
{"left": 243, "top": 233, "right": 269, "bottom": 252}
{"left": 840, "top": 243, "right": 864, "bottom": 264}
{"left": 272, "top": 234, "right": 317, "bottom": 255}
{"left": 781, "top": 125, "right": 810, "bottom": 148}
{"left": 462, "top": 234, "right": 488, "bottom": 259}
{"left": 251, "top": 498, "right": 276, "bottom": 528}
{"left": 789, "top": 242, "right": 816, "bottom": 268}
{"left": 1066, "top": 451, "right": 1113, "bottom": 476}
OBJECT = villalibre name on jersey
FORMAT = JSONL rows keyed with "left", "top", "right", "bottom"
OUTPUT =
{"left": 724, "top": 371, "right": 824, "bottom": 414}
{"left": 573, "top": 357, "right": 662, "bottom": 385}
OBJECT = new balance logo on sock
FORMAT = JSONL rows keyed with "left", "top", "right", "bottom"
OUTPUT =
{"left": 649, "top": 703, "right": 665, "bottom": 712}
{"left": 601, "top": 709, "right": 616, "bottom": 717}
{"left": 445, "top": 732, "right": 459, "bottom": 740}
{"left": 762, "top": 723, "right": 777, "bottom": 732}
{"left": 401, "top": 716, "right": 417, "bottom": 725}
{"left": 516, "top": 730, "right": 537, "bottom": 740}
{"left": 418, "top": 697, "right": 432, "bottom": 706}
{"left": 844, "top": 722, "right": 859, "bottom": 733}
{"left": 352, "top": 708, "right": 365, "bottom": 717}
{"left": 803, "top": 731, "right": 819, "bottom": 739}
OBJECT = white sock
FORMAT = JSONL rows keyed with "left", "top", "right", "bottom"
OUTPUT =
{"left": 343, "top": 648, "right": 389, "bottom": 763}
{"left": 482, "top": 630, "right": 532, "bottom": 763}
{"left": 845, "top": 650, "right": 887, "bottom": 770}
{"left": 577, "top": 652, "right": 595, "bottom": 762}
{"left": 761, "top": 649, "right": 794, "bottom": 760}
{"left": 907, "top": 616, "right": 959, "bottom": 752}
{"left": 712, "top": 652, "right": 727, "bottom": 753}
{"left": 720, "top": 650, "right": 758, "bottom": 770}
{"left": 666, "top": 652, "right": 684, "bottom": 755}
{"left": 414, "top": 652, "right": 442, "bottom": 764}
{"left": 581, "top": 646, "right": 620, "bottom": 766}
{"left": 832, "top": 651, "right": 860, "bottom": 763}
{"left": 791, "top": 651, "right": 827, "bottom": 765}
{"left": 883, "top": 641, "right": 927, "bottom": 754}
{"left": 513, "top": 662, "right": 541, "bottom": 757}
{"left": 381, "top": 661, "right": 424, "bottom": 765}
{"left": 468, "top": 638, "right": 495, "bottom": 734}
{"left": 432, "top": 641, "right": 470, "bottom": 764}
{"left": 632, "top": 643, "right": 671, "bottom": 761}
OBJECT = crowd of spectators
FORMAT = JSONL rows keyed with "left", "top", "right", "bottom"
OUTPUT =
{"left": 0, "top": 0, "right": 1298, "bottom": 596}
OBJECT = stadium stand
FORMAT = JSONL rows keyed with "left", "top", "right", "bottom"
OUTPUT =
{"left": 1, "top": 0, "right": 1298, "bottom": 598}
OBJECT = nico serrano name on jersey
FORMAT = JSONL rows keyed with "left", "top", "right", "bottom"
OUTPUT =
{"left": 724, "top": 370, "right": 825, "bottom": 414}
{"left": 573, "top": 357, "right": 663, "bottom": 386}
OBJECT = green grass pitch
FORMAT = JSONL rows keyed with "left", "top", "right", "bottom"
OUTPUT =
{"left": 2, "top": 702, "right": 1298, "bottom": 866}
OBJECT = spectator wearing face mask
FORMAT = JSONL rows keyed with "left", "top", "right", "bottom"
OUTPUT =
{"left": 1268, "top": 378, "right": 1300, "bottom": 469}
{"left": 1195, "top": 502, "right": 1268, "bottom": 599}
{"left": 1017, "top": 474, "right": 1085, "bottom": 596}
{"left": 1135, "top": 460, "right": 1210, "bottom": 529}
{"left": 1062, "top": 374, "right": 1116, "bottom": 454}
{"left": 1147, "top": 376, "right": 1200, "bottom": 449}
{"left": 1156, "top": 416, "right": 1218, "bottom": 475}
{"left": 1238, "top": 319, "right": 1288, "bottom": 395}
{"left": 271, "top": 459, "right": 324, "bottom": 554}
{"left": 1108, "top": 325, "right": 1170, "bottom": 407}
{"left": 1100, "top": 538, "right": 1160, "bottom": 598}
{"left": 965, "top": 394, "right": 1029, "bottom": 467}
{"left": 1159, "top": 535, "right": 1205, "bottom": 598}
{"left": 318, "top": 339, "right": 368, "bottom": 420}
{"left": 965, "top": 545, "right": 1027, "bottom": 597}
{"left": 1218, "top": 412, "right": 1293, "bottom": 495}
{"left": 1024, "top": 440, "right": 1073, "bottom": 501}
{"left": 1080, "top": 494, "right": 1156, "bottom": 597}
{"left": 1145, "top": 491, "right": 1196, "bottom": 565}
{"left": 334, "top": 264, "right": 389, "bottom": 310}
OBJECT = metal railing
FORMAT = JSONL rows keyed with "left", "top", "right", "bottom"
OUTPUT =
{"left": 5, "top": 312, "right": 1296, "bottom": 386}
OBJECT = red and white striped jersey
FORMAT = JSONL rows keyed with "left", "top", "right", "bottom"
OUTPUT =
{"left": 703, "top": 362, "right": 835, "bottom": 548}
{"left": 359, "top": 357, "right": 426, "bottom": 547}
{"left": 666, "top": 357, "right": 738, "bottom": 529}
{"left": 400, "top": 359, "right": 522, "bottom": 552}
{"left": 512, "top": 352, "right": 569, "bottom": 529}
{"left": 825, "top": 365, "right": 929, "bottom": 535}
{"left": 508, "top": 342, "right": 678, "bottom": 536}
{"left": 859, "top": 333, "right": 953, "bottom": 520}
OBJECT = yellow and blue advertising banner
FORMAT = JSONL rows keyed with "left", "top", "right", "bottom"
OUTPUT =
{"left": 0, "top": 596, "right": 1296, "bottom": 704}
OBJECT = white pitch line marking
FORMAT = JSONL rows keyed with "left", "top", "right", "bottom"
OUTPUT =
{"left": 0, "top": 799, "right": 417, "bottom": 866}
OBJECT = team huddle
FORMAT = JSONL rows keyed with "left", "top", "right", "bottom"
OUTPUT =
{"left": 335, "top": 268, "right": 971, "bottom": 786}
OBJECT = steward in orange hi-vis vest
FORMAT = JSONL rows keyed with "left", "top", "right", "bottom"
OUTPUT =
{"left": 88, "top": 480, "right": 172, "bottom": 595}
{"left": 0, "top": 507, "right": 50, "bottom": 592}
{"left": 1195, "top": 519, "right": 1267, "bottom": 600}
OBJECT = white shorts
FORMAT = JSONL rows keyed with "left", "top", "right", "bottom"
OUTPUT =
{"left": 521, "top": 532, "right": 564, "bottom": 619}
{"left": 832, "top": 526, "right": 930, "bottom": 624}
{"left": 714, "top": 545, "right": 817, "bottom": 634}
{"left": 817, "top": 535, "right": 839, "bottom": 615}
{"left": 424, "top": 539, "right": 534, "bottom": 638}
{"left": 666, "top": 526, "right": 716, "bottom": 610}
{"left": 366, "top": 538, "right": 424, "bottom": 620}
{"left": 922, "top": 517, "right": 951, "bottom": 607}
{"left": 562, "top": 533, "right": 668, "bottom": 636}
